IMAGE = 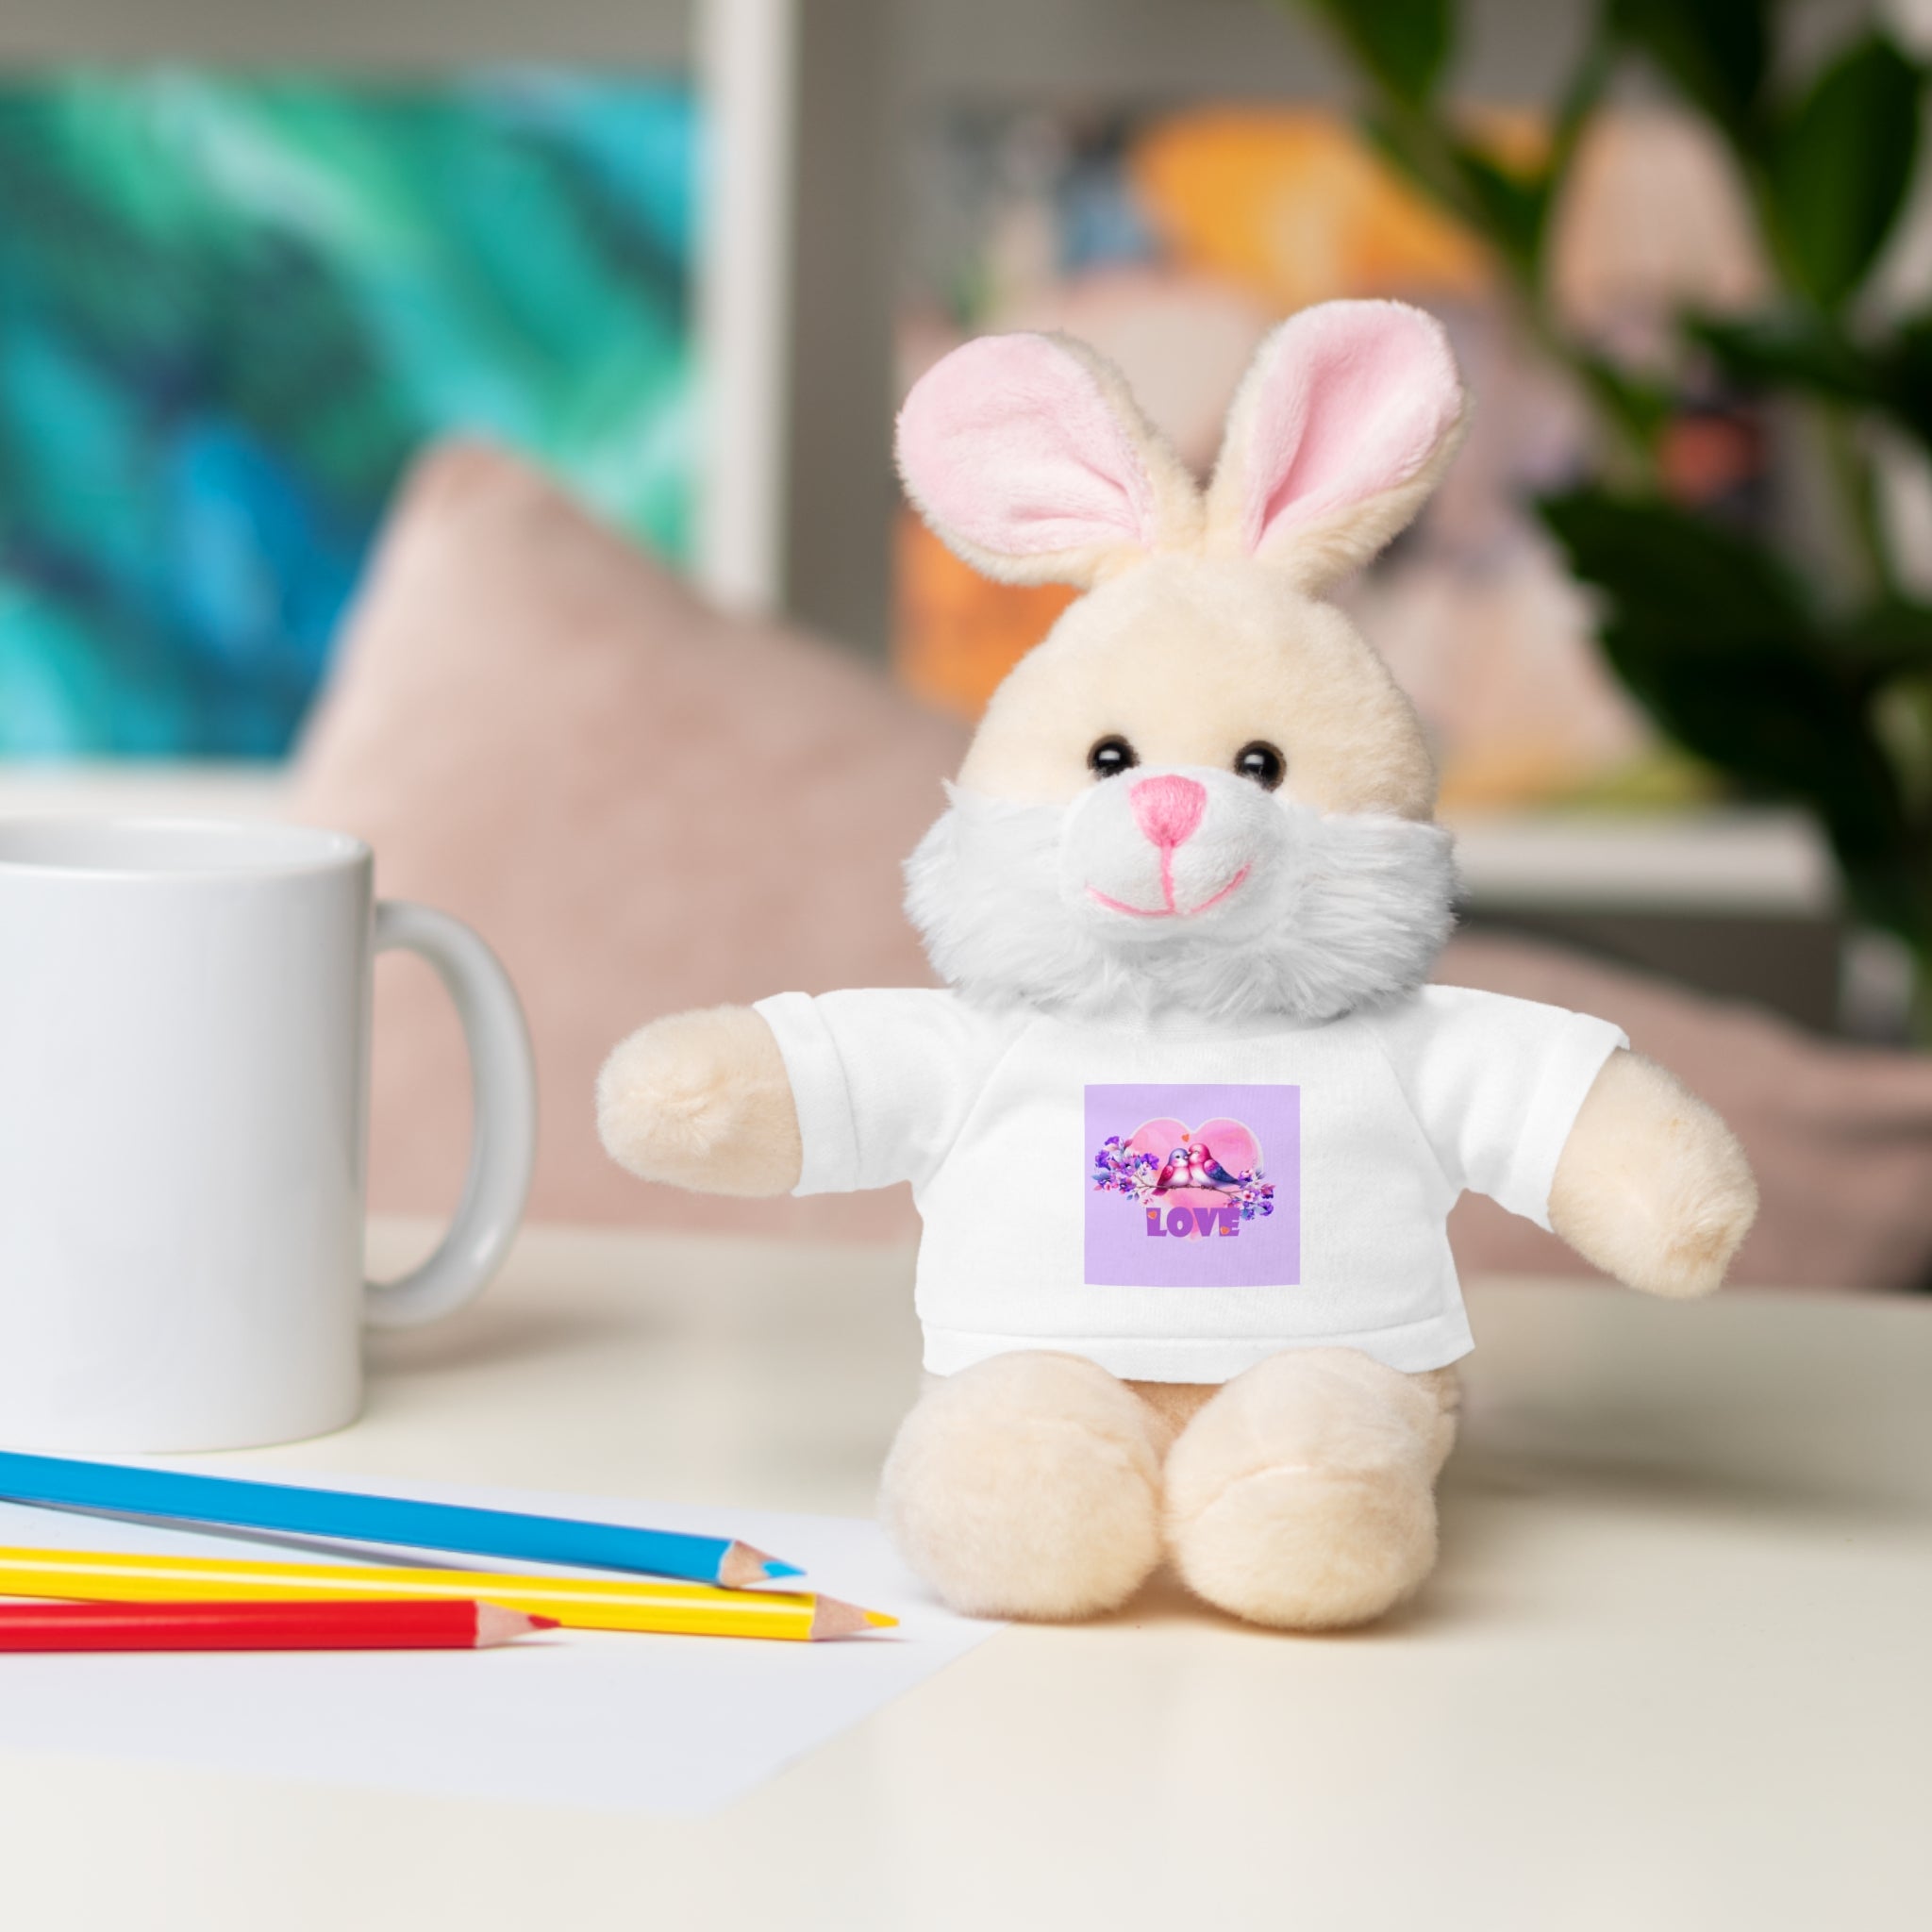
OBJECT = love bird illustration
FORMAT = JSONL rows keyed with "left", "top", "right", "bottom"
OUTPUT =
{"left": 1152, "top": 1148, "right": 1191, "bottom": 1193}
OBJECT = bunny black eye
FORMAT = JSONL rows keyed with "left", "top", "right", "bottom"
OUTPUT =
{"left": 1088, "top": 735, "right": 1139, "bottom": 780}
{"left": 1234, "top": 741, "right": 1286, "bottom": 790}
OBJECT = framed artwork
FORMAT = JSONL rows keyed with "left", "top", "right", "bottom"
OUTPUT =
{"left": 0, "top": 69, "right": 697, "bottom": 757}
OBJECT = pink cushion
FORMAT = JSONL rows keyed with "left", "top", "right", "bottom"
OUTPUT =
{"left": 291, "top": 441, "right": 960, "bottom": 1241}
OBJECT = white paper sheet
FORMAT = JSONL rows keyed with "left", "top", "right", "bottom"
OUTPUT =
{"left": 0, "top": 1472, "right": 1003, "bottom": 1814}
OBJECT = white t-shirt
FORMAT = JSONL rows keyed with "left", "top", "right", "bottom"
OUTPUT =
{"left": 754, "top": 986, "right": 1624, "bottom": 1382}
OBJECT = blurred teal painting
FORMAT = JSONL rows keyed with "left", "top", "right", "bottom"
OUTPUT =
{"left": 0, "top": 70, "right": 698, "bottom": 758}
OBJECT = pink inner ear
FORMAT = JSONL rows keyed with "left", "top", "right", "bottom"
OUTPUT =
{"left": 896, "top": 335, "right": 1158, "bottom": 559}
{"left": 1240, "top": 302, "right": 1462, "bottom": 556}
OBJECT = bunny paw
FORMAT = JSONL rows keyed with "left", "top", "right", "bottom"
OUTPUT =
{"left": 596, "top": 1005, "right": 801, "bottom": 1195}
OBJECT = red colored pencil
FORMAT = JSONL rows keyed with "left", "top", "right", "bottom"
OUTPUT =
{"left": 0, "top": 1598, "right": 557, "bottom": 1652}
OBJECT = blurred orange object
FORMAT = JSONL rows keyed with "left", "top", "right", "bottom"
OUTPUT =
{"left": 893, "top": 514, "right": 1075, "bottom": 720}
{"left": 1659, "top": 408, "right": 1766, "bottom": 507}
{"left": 1130, "top": 108, "right": 1492, "bottom": 309}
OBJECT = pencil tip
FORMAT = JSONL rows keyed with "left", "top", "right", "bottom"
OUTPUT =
{"left": 475, "top": 1604, "right": 559, "bottom": 1646}
{"left": 809, "top": 1595, "right": 898, "bottom": 1641}
{"left": 719, "top": 1541, "right": 804, "bottom": 1589}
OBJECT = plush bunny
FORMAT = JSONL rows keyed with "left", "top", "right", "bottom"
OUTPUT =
{"left": 598, "top": 300, "right": 1757, "bottom": 1630}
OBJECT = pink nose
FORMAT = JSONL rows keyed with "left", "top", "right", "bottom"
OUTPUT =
{"left": 1130, "top": 774, "right": 1206, "bottom": 849}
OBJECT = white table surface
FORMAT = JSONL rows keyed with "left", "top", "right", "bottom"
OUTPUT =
{"left": 4, "top": 1221, "right": 1929, "bottom": 1932}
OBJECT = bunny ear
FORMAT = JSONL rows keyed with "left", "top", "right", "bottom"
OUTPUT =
{"left": 1205, "top": 301, "right": 1468, "bottom": 594}
{"left": 895, "top": 333, "right": 1201, "bottom": 589}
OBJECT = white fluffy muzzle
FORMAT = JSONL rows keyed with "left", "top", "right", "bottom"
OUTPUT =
{"left": 906, "top": 775, "right": 1458, "bottom": 1024}
{"left": 1063, "top": 768, "right": 1284, "bottom": 933}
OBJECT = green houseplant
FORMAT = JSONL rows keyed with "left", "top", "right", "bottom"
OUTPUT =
{"left": 1290, "top": 0, "right": 1932, "bottom": 1028}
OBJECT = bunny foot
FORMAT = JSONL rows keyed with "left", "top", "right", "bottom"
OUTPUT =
{"left": 880, "top": 1351, "right": 1166, "bottom": 1620}
{"left": 1164, "top": 1349, "right": 1457, "bottom": 1630}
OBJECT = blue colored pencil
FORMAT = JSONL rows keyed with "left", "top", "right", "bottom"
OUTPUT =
{"left": 0, "top": 1451, "right": 804, "bottom": 1589}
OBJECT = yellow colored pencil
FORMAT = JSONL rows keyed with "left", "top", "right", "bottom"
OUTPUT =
{"left": 0, "top": 1547, "right": 895, "bottom": 1642}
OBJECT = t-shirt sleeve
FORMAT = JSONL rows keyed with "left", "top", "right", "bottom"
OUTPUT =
{"left": 1370, "top": 987, "right": 1628, "bottom": 1230}
{"left": 752, "top": 989, "right": 1005, "bottom": 1197}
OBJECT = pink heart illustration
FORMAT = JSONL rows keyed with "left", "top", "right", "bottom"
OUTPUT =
{"left": 1124, "top": 1116, "right": 1262, "bottom": 1234}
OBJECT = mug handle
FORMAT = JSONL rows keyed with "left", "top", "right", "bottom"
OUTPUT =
{"left": 363, "top": 901, "right": 537, "bottom": 1330}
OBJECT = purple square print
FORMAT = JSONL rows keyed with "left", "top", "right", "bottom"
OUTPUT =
{"left": 1084, "top": 1084, "right": 1302, "bottom": 1288}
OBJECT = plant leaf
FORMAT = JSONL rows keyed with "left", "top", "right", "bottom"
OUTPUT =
{"left": 1538, "top": 488, "right": 1913, "bottom": 905}
{"left": 1447, "top": 139, "right": 1544, "bottom": 270}
{"left": 1291, "top": 0, "right": 1452, "bottom": 107}
{"left": 1765, "top": 33, "right": 1923, "bottom": 308}
{"left": 1607, "top": 0, "right": 1771, "bottom": 147}
{"left": 1837, "top": 600, "right": 1932, "bottom": 679}
{"left": 1691, "top": 311, "right": 1874, "bottom": 403}
{"left": 1538, "top": 488, "right": 1815, "bottom": 643}
{"left": 1696, "top": 308, "right": 1932, "bottom": 458}
{"left": 1877, "top": 313, "right": 1932, "bottom": 450}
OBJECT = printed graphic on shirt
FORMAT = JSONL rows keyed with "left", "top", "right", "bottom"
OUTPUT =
{"left": 1084, "top": 1084, "right": 1301, "bottom": 1288}
{"left": 1091, "top": 1119, "right": 1276, "bottom": 1231}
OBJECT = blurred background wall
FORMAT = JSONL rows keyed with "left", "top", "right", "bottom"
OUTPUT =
{"left": 0, "top": 0, "right": 1913, "bottom": 1041}
{"left": 14, "top": 0, "right": 1932, "bottom": 1288}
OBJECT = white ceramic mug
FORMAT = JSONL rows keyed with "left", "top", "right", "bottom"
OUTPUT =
{"left": 0, "top": 817, "right": 537, "bottom": 1453}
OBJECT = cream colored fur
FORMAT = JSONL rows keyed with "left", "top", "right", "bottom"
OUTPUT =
{"left": 596, "top": 1005, "right": 801, "bottom": 1196}
{"left": 1202, "top": 317, "right": 1471, "bottom": 596}
{"left": 957, "top": 558, "right": 1437, "bottom": 818}
{"left": 877, "top": 1352, "right": 1460, "bottom": 1627}
{"left": 1213, "top": 423, "right": 1467, "bottom": 597}
{"left": 598, "top": 303, "right": 1762, "bottom": 1633}
{"left": 1165, "top": 1351, "right": 1459, "bottom": 1629}
{"left": 880, "top": 1353, "right": 1169, "bottom": 1619}
{"left": 1550, "top": 1048, "right": 1757, "bottom": 1297}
